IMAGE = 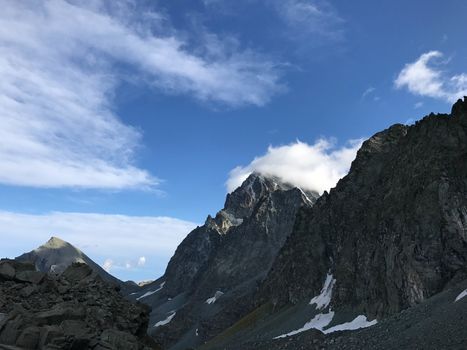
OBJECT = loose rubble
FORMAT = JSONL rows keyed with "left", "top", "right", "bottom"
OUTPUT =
{"left": 0, "top": 259, "right": 160, "bottom": 350}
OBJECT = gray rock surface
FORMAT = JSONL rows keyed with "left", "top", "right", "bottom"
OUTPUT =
{"left": 260, "top": 98, "right": 467, "bottom": 319}
{"left": 133, "top": 173, "right": 317, "bottom": 349}
{"left": 0, "top": 259, "right": 160, "bottom": 350}
{"left": 199, "top": 97, "right": 467, "bottom": 350}
{"left": 209, "top": 278, "right": 467, "bottom": 350}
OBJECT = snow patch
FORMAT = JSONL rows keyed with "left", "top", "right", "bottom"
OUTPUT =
{"left": 323, "top": 315, "right": 377, "bottom": 334}
{"left": 298, "top": 188, "right": 314, "bottom": 204}
{"left": 274, "top": 311, "right": 335, "bottom": 338}
{"left": 206, "top": 291, "right": 224, "bottom": 305}
{"left": 248, "top": 184, "right": 256, "bottom": 202}
{"left": 274, "top": 312, "right": 377, "bottom": 339}
{"left": 275, "top": 273, "right": 377, "bottom": 339}
{"left": 310, "top": 273, "right": 336, "bottom": 310}
{"left": 154, "top": 311, "right": 176, "bottom": 328}
{"left": 455, "top": 289, "right": 467, "bottom": 302}
{"left": 136, "top": 281, "right": 165, "bottom": 300}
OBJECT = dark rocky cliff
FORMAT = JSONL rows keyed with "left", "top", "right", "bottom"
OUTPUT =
{"left": 260, "top": 97, "right": 467, "bottom": 319}
{"left": 135, "top": 173, "right": 317, "bottom": 349}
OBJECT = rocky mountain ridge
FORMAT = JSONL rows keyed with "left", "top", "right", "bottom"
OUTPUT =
{"left": 200, "top": 97, "right": 467, "bottom": 349}
{"left": 261, "top": 98, "right": 467, "bottom": 318}
{"left": 132, "top": 173, "right": 318, "bottom": 349}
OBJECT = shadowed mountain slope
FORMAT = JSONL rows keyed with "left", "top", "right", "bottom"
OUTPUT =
{"left": 131, "top": 173, "right": 318, "bottom": 349}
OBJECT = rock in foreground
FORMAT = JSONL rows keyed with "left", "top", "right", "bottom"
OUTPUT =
{"left": 0, "top": 259, "right": 159, "bottom": 350}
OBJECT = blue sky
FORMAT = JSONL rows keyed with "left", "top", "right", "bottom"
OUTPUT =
{"left": 0, "top": 0, "right": 466, "bottom": 281}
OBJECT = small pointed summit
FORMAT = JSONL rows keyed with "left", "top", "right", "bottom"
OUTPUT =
{"left": 16, "top": 237, "right": 124, "bottom": 287}
{"left": 44, "top": 236, "right": 68, "bottom": 248}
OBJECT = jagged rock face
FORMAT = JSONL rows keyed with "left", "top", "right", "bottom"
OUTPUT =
{"left": 163, "top": 174, "right": 314, "bottom": 297}
{"left": 193, "top": 185, "right": 314, "bottom": 297}
{"left": 16, "top": 237, "right": 128, "bottom": 291}
{"left": 261, "top": 98, "right": 467, "bottom": 319}
{"left": 162, "top": 225, "right": 221, "bottom": 298}
{"left": 223, "top": 174, "right": 285, "bottom": 219}
{"left": 146, "top": 173, "right": 317, "bottom": 348}
{"left": 0, "top": 259, "right": 159, "bottom": 350}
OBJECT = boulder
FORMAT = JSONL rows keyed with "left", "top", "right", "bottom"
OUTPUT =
{"left": 15, "top": 326, "right": 41, "bottom": 349}
{"left": 0, "top": 261, "right": 15, "bottom": 280}
{"left": 60, "top": 319, "right": 90, "bottom": 338}
{"left": 15, "top": 270, "right": 45, "bottom": 284}
{"left": 100, "top": 329, "right": 139, "bottom": 350}
{"left": 35, "top": 304, "right": 86, "bottom": 324}
{"left": 61, "top": 263, "right": 93, "bottom": 283}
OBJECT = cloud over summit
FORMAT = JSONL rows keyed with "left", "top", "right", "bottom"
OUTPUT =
{"left": 227, "top": 138, "right": 362, "bottom": 194}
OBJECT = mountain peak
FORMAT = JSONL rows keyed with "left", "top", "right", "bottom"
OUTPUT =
{"left": 16, "top": 237, "right": 125, "bottom": 288}
{"left": 43, "top": 236, "right": 69, "bottom": 249}
{"left": 223, "top": 172, "right": 288, "bottom": 220}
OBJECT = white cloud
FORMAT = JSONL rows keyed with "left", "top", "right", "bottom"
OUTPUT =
{"left": 274, "top": 0, "right": 344, "bottom": 41}
{"left": 204, "top": 0, "right": 343, "bottom": 45}
{"left": 0, "top": 0, "right": 283, "bottom": 189}
{"left": 362, "top": 87, "right": 375, "bottom": 99}
{"left": 395, "top": 51, "right": 467, "bottom": 102}
{"left": 0, "top": 211, "right": 197, "bottom": 280}
{"left": 227, "top": 138, "right": 362, "bottom": 194}
{"left": 138, "top": 256, "right": 147, "bottom": 267}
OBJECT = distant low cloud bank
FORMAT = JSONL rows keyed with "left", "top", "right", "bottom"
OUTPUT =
{"left": 0, "top": 211, "right": 197, "bottom": 280}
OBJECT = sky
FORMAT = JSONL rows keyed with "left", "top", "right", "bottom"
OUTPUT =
{"left": 0, "top": 0, "right": 466, "bottom": 281}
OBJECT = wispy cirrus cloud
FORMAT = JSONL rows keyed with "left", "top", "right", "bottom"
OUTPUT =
{"left": 0, "top": 0, "right": 283, "bottom": 189}
{"left": 361, "top": 87, "right": 375, "bottom": 99}
{"left": 274, "top": 0, "right": 344, "bottom": 41}
{"left": 227, "top": 138, "right": 362, "bottom": 194}
{"left": 0, "top": 210, "right": 197, "bottom": 280}
{"left": 395, "top": 51, "right": 467, "bottom": 102}
{"left": 203, "top": 0, "right": 344, "bottom": 47}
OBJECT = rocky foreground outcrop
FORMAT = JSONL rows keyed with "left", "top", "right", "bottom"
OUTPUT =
{"left": 0, "top": 259, "right": 159, "bottom": 350}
